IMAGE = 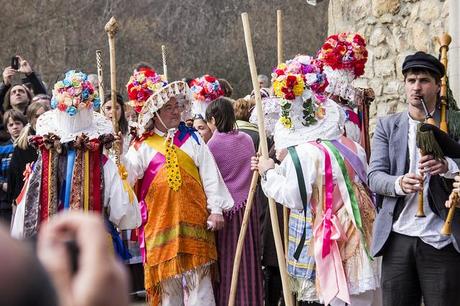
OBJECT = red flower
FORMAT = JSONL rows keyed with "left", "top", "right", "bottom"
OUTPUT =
{"left": 204, "top": 75, "right": 217, "bottom": 83}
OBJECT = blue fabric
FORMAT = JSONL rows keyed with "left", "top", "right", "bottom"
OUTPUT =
{"left": 177, "top": 122, "right": 200, "bottom": 144}
{"left": 287, "top": 209, "right": 316, "bottom": 280}
{"left": 63, "top": 148, "right": 76, "bottom": 210}
{"left": 0, "top": 140, "right": 13, "bottom": 182}
{"left": 105, "top": 217, "right": 132, "bottom": 261}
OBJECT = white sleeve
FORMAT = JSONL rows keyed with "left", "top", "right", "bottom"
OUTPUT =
{"left": 194, "top": 135, "right": 234, "bottom": 214}
{"left": 261, "top": 148, "right": 317, "bottom": 210}
{"left": 122, "top": 143, "right": 148, "bottom": 186}
{"left": 103, "top": 159, "right": 141, "bottom": 230}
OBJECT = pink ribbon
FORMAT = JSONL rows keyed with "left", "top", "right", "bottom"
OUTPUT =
{"left": 313, "top": 214, "right": 349, "bottom": 305}
{"left": 309, "top": 141, "right": 334, "bottom": 258}
{"left": 137, "top": 153, "right": 166, "bottom": 263}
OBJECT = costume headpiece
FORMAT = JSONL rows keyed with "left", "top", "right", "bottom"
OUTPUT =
{"left": 189, "top": 75, "right": 225, "bottom": 118}
{"left": 40, "top": 70, "right": 112, "bottom": 143}
{"left": 126, "top": 68, "right": 167, "bottom": 114}
{"left": 271, "top": 54, "right": 328, "bottom": 129}
{"left": 317, "top": 33, "right": 368, "bottom": 105}
{"left": 138, "top": 80, "right": 192, "bottom": 129}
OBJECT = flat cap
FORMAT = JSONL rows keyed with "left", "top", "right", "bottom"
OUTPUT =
{"left": 402, "top": 51, "right": 445, "bottom": 77}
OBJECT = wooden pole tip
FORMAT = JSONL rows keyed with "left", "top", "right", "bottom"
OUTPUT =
{"left": 105, "top": 17, "right": 119, "bottom": 36}
{"left": 439, "top": 33, "right": 452, "bottom": 46}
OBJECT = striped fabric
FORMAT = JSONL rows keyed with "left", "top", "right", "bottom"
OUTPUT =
{"left": 214, "top": 203, "right": 264, "bottom": 306}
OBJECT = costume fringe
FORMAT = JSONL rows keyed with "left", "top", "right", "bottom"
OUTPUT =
{"left": 145, "top": 255, "right": 214, "bottom": 305}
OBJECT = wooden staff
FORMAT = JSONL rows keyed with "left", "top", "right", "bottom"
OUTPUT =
{"left": 241, "top": 12, "right": 294, "bottom": 306}
{"left": 277, "top": 8, "right": 290, "bottom": 261}
{"left": 438, "top": 33, "right": 452, "bottom": 133}
{"left": 161, "top": 45, "right": 168, "bottom": 82}
{"left": 96, "top": 50, "right": 105, "bottom": 113}
{"left": 105, "top": 17, "right": 120, "bottom": 164}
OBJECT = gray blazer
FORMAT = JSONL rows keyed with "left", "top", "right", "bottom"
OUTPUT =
{"left": 368, "top": 110, "right": 460, "bottom": 256}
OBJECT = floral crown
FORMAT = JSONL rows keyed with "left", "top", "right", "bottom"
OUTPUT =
{"left": 189, "top": 75, "right": 224, "bottom": 103}
{"left": 317, "top": 33, "right": 368, "bottom": 105}
{"left": 272, "top": 55, "right": 328, "bottom": 129}
{"left": 126, "top": 68, "right": 167, "bottom": 113}
{"left": 317, "top": 32, "right": 368, "bottom": 77}
{"left": 51, "top": 70, "right": 100, "bottom": 116}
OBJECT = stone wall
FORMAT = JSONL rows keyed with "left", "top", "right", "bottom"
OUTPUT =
{"left": 328, "top": 0, "right": 449, "bottom": 129}
{"left": 0, "top": 0, "right": 328, "bottom": 99}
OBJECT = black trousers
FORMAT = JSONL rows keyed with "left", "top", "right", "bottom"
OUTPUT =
{"left": 382, "top": 232, "right": 460, "bottom": 306}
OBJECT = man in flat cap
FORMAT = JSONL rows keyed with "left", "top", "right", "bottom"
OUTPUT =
{"left": 368, "top": 51, "right": 460, "bottom": 305}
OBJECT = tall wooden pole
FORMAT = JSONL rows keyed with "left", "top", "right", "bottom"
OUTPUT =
{"left": 277, "top": 9, "right": 290, "bottom": 262}
{"left": 105, "top": 17, "right": 120, "bottom": 164}
{"left": 161, "top": 45, "right": 168, "bottom": 82}
{"left": 241, "top": 12, "right": 294, "bottom": 306}
{"left": 96, "top": 50, "right": 105, "bottom": 113}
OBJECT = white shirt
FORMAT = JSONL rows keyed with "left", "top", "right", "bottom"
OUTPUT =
{"left": 393, "top": 114, "right": 459, "bottom": 248}
{"left": 123, "top": 128, "right": 233, "bottom": 215}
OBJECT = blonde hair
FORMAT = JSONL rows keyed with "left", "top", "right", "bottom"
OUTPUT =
{"left": 15, "top": 102, "right": 50, "bottom": 150}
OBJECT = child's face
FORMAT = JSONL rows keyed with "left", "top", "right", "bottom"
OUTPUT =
{"left": 7, "top": 118, "right": 24, "bottom": 139}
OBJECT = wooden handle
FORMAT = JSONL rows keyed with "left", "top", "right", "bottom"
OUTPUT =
{"left": 416, "top": 148, "right": 426, "bottom": 217}
{"left": 161, "top": 45, "right": 168, "bottom": 82}
{"left": 241, "top": 12, "right": 293, "bottom": 306}
{"left": 277, "top": 10, "right": 284, "bottom": 65}
{"left": 437, "top": 33, "right": 451, "bottom": 133}
{"left": 105, "top": 17, "right": 120, "bottom": 164}
{"left": 96, "top": 50, "right": 105, "bottom": 113}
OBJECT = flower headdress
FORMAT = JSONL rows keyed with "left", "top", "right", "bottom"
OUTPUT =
{"left": 126, "top": 68, "right": 167, "bottom": 113}
{"left": 317, "top": 33, "right": 368, "bottom": 105}
{"left": 189, "top": 74, "right": 224, "bottom": 118}
{"left": 51, "top": 70, "right": 100, "bottom": 116}
{"left": 272, "top": 55, "right": 328, "bottom": 128}
{"left": 189, "top": 75, "right": 224, "bottom": 103}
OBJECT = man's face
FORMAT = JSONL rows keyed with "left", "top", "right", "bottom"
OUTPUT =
{"left": 10, "top": 85, "right": 29, "bottom": 107}
{"left": 157, "top": 97, "right": 181, "bottom": 129}
{"left": 405, "top": 71, "right": 440, "bottom": 110}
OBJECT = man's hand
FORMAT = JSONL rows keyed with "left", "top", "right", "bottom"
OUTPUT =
{"left": 16, "top": 55, "right": 33, "bottom": 75}
{"left": 3, "top": 67, "right": 15, "bottom": 85}
{"left": 207, "top": 213, "right": 224, "bottom": 231}
{"left": 250, "top": 154, "right": 275, "bottom": 175}
{"left": 37, "top": 212, "right": 129, "bottom": 306}
{"left": 419, "top": 155, "right": 448, "bottom": 176}
{"left": 400, "top": 173, "right": 423, "bottom": 194}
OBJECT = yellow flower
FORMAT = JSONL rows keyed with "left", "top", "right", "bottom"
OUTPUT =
{"left": 273, "top": 78, "right": 286, "bottom": 98}
{"left": 293, "top": 76, "right": 305, "bottom": 96}
{"left": 280, "top": 116, "right": 292, "bottom": 129}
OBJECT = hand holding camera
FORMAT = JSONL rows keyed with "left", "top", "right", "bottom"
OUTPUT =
{"left": 3, "top": 55, "right": 33, "bottom": 86}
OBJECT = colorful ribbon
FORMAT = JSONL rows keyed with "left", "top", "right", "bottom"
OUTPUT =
{"left": 64, "top": 148, "right": 76, "bottom": 210}
{"left": 309, "top": 141, "right": 335, "bottom": 258}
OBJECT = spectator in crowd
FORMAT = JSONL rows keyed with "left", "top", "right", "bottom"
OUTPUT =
{"left": 0, "top": 222, "right": 58, "bottom": 306}
{"left": 102, "top": 92, "right": 130, "bottom": 160}
{"left": 192, "top": 113, "right": 213, "bottom": 143}
{"left": 258, "top": 74, "right": 270, "bottom": 89}
{"left": 31, "top": 94, "right": 51, "bottom": 108}
{"left": 0, "top": 110, "right": 27, "bottom": 223}
{"left": 1, "top": 55, "right": 47, "bottom": 113}
{"left": 7, "top": 102, "right": 50, "bottom": 207}
{"left": 218, "top": 78, "right": 234, "bottom": 98}
{"left": 205, "top": 97, "right": 264, "bottom": 306}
